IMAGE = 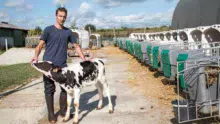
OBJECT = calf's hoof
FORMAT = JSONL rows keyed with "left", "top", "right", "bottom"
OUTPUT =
{"left": 73, "top": 122, "right": 78, "bottom": 124}
{"left": 96, "top": 107, "right": 102, "bottom": 110}
{"left": 62, "top": 119, "right": 69, "bottom": 123}
{"left": 49, "top": 120, "right": 56, "bottom": 124}
{"left": 109, "top": 110, "right": 113, "bottom": 114}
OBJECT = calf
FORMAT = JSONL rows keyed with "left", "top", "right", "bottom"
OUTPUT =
{"left": 32, "top": 59, "right": 113, "bottom": 124}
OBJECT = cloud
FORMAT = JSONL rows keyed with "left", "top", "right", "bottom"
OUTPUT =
{"left": 54, "top": 0, "right": 72, "bottom": 7}
{"left": 4, "top": 0, "right": 33, "bottom": 11}
{"left": 66, "top": 2, "right": 96, "bottom": 28}
{"left": 77, "top": 7, "right": 174, "bottom": 29}
{"left": 23, "top": 4, "right": 173, "bottom": 30}
{"left": 94, "top": 0, "right": 147, "bottom": 8}
{"left": 114, "top": 14, "right": 145, "bottom": 23}
{"left": 94, "top": 0, "right": 178, "bottom": 8}
{"left": 0, "top": 11, "right": 10, "bottom": 22}
{"left": 0, "top": 11, "right": 8, "bottom": 18}
{"left": 11, "top": 15, "right": 55, "bottom": 30}
{"left": 14, "top": 0, "right": 175, "bottom": 29}
{"left": 79, "top": 2, "right": 96, "bottom": 18}
{"left": 165, "top": 0, "right": 177, "bottom": 2}
{"left": 69, "top": 2, "right": 96, "bottom": 21}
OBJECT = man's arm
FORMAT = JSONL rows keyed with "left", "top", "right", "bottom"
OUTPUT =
{"left": 73, "top": 43, "right": 86, "bottom": 61}
{"left": 31, "top": 40, "right": 45, "bottom": 63}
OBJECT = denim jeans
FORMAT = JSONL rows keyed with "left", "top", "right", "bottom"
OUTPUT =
{"left": 43, "top": 75, "right": 66, "bottom": 96}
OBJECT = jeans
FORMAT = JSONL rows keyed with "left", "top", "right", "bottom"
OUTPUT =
{"left": 43, "top": 75, "right": 66, "bottom": 96}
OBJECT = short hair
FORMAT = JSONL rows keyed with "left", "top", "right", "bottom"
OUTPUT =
{"left": 56, "top": 7, "right": 67, "bottom": 16}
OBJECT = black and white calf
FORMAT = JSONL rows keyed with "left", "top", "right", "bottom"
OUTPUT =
{"left": 32, "top": 59, "right": 113, "bottom": 124}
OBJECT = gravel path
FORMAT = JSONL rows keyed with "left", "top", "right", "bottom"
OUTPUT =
{"left": 0, "top": 78, "right": 62, "bottom": 124}
{"left": 1, "top": 46, "right": 219, "bottom": 124}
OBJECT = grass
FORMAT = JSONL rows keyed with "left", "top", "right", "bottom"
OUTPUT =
{"left": 0, "top": 49, "right": 5, "bottom": 55}
{"left": 0, "top": 63, "right": 41, "bottom": 92}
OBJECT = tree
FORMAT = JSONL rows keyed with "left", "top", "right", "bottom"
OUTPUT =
{"left": 27, "top": 26, "right": 42, "bottom": 36}
{"left": 100, "top": 29, "right": 105, "bottom": 32}
{"left": 145, "top": 27, "right": 150, "bottom": 30}
{"left": 70, "top": 19, "right": 78, "bottom": 29}
{"left": 121, "top": 26, "right": 127, "bottom": 30}
{"left": 85, "top": 24, "right": 96, "bottom": 32}
{"left": 35, "top": 26, "right": 42, "bottom": 35}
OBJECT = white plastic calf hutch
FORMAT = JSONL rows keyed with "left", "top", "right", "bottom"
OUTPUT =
{"left": 71, "top": 29, "right": 89, "bottom": 49}
{"left": 90, "top": 34, "right": 101, "bottom": 49}
{"left": 129, "top": 33, "right": 136, "bottom": 39}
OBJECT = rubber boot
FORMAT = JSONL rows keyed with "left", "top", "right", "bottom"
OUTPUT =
{"left": 45, "top": 95, "right": 57, "bottom": 123}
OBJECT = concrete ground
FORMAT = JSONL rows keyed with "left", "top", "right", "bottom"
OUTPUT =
{"left": 0, "top": 48, "right": 44, "bottom": 65}
{"left": 39, "top": 46, "right": 174, "bottom": 124}
{"left": 0, "top": 78, "right": 60, "bottom": 124}
{"left": 0, "top": 46, "right": 174, "bottom": 124}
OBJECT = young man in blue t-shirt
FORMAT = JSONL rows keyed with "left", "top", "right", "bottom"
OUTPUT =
{"left": 31, "top": 7, "right": 86, "bottom": 123}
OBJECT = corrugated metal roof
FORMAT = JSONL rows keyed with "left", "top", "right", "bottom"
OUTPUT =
{"left": 0, "top": 22, "right": 28, "bottom": 31}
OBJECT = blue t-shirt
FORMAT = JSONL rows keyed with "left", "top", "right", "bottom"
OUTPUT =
{"left": 40, "top": 25, "right": 76, "bottom": 67}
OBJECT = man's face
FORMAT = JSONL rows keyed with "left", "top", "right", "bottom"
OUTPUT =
{"left": 56, "top": 11, "right": 67, "bottom": 26}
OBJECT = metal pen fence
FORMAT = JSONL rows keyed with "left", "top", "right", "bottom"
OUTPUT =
{"left": 116, "top": 37, "right": 220, "bottom": 123}
{"left": 101, "top": 37, "right": 116, "bottom": 46}
{"left": 25, "top": 36, "right": 116, "bottom": 48}
{"left": 176, "top": 56, "right": 220, "bottom": 123}
{"left": 25, "top": 36, "right": 40, "bottom": 48}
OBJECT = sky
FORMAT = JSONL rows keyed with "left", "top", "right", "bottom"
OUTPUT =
{"left": 0, "top": 0, "right": 179, "bottom": 30}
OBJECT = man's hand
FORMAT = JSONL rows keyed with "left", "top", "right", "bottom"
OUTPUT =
{"left": 31, "top": 40, "right": 44, "bottom": 64}
{"left": 88, "top": 58, "right": 93, "bottom": 62}
{"left": 31, "top": 56, "right": 38, "bottom": 63}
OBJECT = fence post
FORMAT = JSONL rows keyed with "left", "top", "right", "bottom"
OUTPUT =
{"left": 5, "top": 39, "right": 8, "bottom": 51}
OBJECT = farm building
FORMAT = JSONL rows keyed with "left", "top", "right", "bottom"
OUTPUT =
{"left": 171, "top": 0, "right": 220, "bottom": 29}
{"left": 0, "top": 21, "right": 28, "bottom": 49}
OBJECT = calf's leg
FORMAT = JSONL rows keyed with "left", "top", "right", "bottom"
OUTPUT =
{"left": 95, "top": 81, "right": 103, "bottom": 110}
{"left": 102, "top": 77, "right": 113, "bottom": 113}
{"left": 73, "top": 87, "right": 81, "bottom": 124}
{"left": 63, "top": 93, "right": 73, "bottom": 122}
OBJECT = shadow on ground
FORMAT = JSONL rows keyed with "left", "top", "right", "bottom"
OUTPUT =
{"left": 0, "top": 81, "right": 43, "bottom": 98}
{"left": 78, "top": 89, "right": 117, "bottom": 122}
{"left": 54, "top": 89, "right": 117, "bottom": 123}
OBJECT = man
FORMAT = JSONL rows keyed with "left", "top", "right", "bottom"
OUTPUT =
{"left": 31, "top": 7, "right": 86, "bottom": 123}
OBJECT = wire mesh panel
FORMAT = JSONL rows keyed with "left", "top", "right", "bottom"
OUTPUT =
{"left": 25, "top": 36, "right": 40, "bottom": 48}
{"left": 159, "top": 42, "right": 220, "bottom": 81}
{"left": 115, "top": 37, "right": 220, "bottom": 123}
{"left": 175, "top": 56, "right": 220, "bottom": 123}
{"left": 25, "top": 36, "right": 79, "bottom": 49}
